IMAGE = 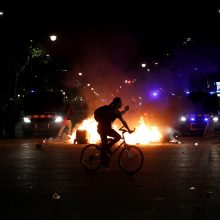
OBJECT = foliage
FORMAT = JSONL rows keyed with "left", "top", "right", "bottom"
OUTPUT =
{"left": 29, "top": 41, "right": 50, "bottom": 64}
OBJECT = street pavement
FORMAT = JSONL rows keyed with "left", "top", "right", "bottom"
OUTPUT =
{"left": 1, "top": 137, "right": 220, "bottom": 219}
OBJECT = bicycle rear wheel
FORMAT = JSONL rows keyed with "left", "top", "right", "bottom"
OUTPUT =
{"left": 80, "top": 144, "right": 102, "bottom": 171}
{"left": 119, "top": 145, "right": 144, "bottom": 174}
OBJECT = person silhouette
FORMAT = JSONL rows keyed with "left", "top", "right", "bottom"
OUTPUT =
{"left": 57, "top": 102, "right": 74, "bottom": 139}
{"left": 96, "top": 97, "right": 132, "bottom": 167}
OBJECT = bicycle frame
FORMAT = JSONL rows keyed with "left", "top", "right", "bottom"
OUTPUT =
{"left": 108, "top": 128, "right": 130, "bottom": 156}
{"left": 80, "top": 126, "right": 143, "bottom": 174}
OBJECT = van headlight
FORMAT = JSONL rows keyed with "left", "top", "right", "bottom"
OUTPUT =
{"left": 23, "top": 117, "right": 31, "bottom": 123}
{"left": 54, "top": 116, "right": 63, "bottom": 123}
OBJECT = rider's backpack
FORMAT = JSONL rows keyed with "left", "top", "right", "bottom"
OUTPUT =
{"left": 94, "top": 105, "right": 110, "bottom": 122}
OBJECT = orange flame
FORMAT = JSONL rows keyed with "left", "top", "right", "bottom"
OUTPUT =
{"left": 124, "top": 116, "right": 162, "bottom": 144}
{"left": 70, "top": 116, "right": 162, "bottom": 145}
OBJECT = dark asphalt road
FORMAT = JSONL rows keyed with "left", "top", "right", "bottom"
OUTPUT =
{"left": 1, "top": 137, "right": 220, "bottom": 219}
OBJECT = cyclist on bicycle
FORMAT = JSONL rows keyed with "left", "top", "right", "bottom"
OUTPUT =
{"left": 96, "top": 97, "right": 133, "bottom": 167}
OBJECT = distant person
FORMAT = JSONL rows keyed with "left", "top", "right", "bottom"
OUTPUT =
{"left": 57, "top": 102, "right": 74, "bottom": 139}
{"left": 94, "top": 97, "right": 133, "bottom": 167}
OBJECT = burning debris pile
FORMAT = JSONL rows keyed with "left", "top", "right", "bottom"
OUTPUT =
{"left": 71, "top": 116, "right": 163, "bottom": 145}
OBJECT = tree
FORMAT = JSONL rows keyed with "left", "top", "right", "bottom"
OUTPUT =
{"left": 12, "top": 40, "right": 50, "bottom": 101}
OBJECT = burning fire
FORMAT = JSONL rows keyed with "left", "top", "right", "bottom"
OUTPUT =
{"left": 71, "top": 116, "right": 163, "bottom": 145}
{"left": 124, "top": 117, "right": 162, "bottom": 144}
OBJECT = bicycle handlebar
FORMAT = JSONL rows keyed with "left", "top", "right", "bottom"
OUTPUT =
{"left": 119, "top": 126, "right": 135, "bottom": 134}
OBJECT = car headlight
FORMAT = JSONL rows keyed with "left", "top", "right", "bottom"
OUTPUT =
{"left": 23, "top": 117, "right": 31, "bottom": 123}
{"left": 54, "top": 116, "right": 63, "bottom": 123}
{"left": 180, "top": 116, "right": 186, "bottom": 122}
{"left": 213, "top": 117, "right": 218, "bottom": 122}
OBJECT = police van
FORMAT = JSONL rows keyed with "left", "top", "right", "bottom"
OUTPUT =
{"left": 177, "top": 91, "right": 220, "bottom": 136}
{"left": 22, "top": 90, "right": 65, "bottom": 137}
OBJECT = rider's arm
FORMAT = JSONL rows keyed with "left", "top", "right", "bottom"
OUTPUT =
{"left": 119, "top": 116, "right": 132, "bottom": 133}
{"left": 120, "top": 105, "right": 129, "bottom": 115}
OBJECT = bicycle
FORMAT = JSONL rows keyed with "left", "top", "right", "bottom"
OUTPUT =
{"left": 80, "top": 126, "right": 144, "bottom": 175}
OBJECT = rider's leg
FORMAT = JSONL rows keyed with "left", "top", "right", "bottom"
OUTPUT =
{"left": 106, "top": 129, "right": 121, "bottom": 153}
{"left": 99, "top": 135, "right": 111, "bottom": 167}
{"left": 98, "top": 129, "right": 109, "bottom": 158}
{"left": 97, "top": 126, "right": 119, "bottom": 167}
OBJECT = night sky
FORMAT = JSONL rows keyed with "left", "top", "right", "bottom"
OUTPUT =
{"left": 1, "top": 1, "right": 220, "bottom": 108}
{"left": 2, "top": 1, "right": 220, "bottom": 53}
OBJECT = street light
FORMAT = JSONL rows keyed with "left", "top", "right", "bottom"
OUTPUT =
{"left": 49, "top": 35, "right": 57, "bottom": 41}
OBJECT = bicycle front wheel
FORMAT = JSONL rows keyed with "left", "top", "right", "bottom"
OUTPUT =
{"left": 119, "top": 145, "right": 144, "bottom": 174}
{"left": 80, "top": 144, "right": 102, "bottom": 172}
